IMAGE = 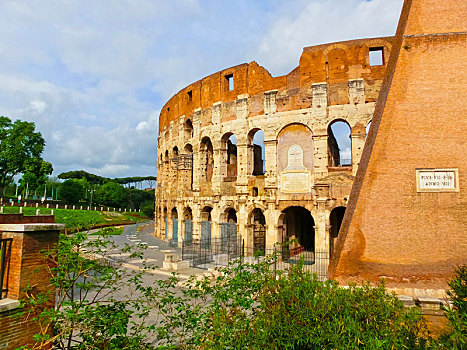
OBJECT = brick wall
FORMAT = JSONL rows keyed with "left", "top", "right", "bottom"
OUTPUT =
{"left": 0, "top": 214, "right": 63, "bottom": 350}
{"left": 330, "top": 0, "right": 467, "bottom": 294}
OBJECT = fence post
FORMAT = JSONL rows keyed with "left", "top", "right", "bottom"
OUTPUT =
{"left": 36, "top": 209, "right": 40, "bottom": 215}
{"left": 19, "top": 207, "right": 22, "bottom": 214}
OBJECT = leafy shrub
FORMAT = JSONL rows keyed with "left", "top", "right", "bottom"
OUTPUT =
{"left": 437, "top": 265, "right": 467, "bottom": 349}
{"left": 140, "top": 201, "right": 155, "bottom": 218}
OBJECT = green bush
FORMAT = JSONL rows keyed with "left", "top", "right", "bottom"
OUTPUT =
{"left": 152, "top": 257, "right": 431, "bottom": 349}
{"left": 140, "top": 201, "right": 155, "bottom": 218}
{"left": 437, "top": 265, "right": 467, "bottom": 350}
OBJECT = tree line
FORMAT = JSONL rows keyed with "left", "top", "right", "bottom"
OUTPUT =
{"left": 0, "top": 116, "right": 155, "bottom": 216}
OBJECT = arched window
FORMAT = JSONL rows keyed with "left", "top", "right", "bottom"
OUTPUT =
{"left": 221, "top": 133, "right": 237, "bottom": 179}
{"left": 248, "top": 129, "right": 265, "bottom": 176}
{"left": 184, "top": 119, "right": 193, "bottom": 139}
{"left": 200, "top": 137, "right": 214, "bottom": 182}
{"left": 328, "top": 120, "right": 352, "bottom": 167}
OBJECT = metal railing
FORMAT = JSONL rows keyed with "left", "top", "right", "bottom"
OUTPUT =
{"left": 182, "top": 237, "right": 330, "bottom": 280}
{"left": 0, "top": 238, "right": 13, "bottom": 300}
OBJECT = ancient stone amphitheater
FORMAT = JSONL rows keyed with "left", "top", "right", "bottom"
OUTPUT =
{"left": 155, "top": 37, "right": 393, "bottom": 267}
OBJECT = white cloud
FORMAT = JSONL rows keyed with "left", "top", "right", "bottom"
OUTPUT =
{"left": 0, "top": 0, "right": 403, "bottom": 179}
{"left": 255, "top": 0, "right": 404, "bottom": 76}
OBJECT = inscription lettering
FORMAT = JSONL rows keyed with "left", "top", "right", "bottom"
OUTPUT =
{"left": 416, "top": 169, "right": 458, "bottom": 192}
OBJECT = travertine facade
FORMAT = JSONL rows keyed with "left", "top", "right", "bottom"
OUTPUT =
{"left": 155, "top": 37, "right": 393, "bottom": 262}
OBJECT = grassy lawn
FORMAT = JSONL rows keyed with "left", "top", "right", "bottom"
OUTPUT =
{"left": 89, "top": 226, "right": 124, "bottom": 236}
{"left": 1, "top": 206, "right": 147, "bottom": 229}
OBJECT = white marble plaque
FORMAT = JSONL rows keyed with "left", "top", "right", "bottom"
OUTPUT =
{"left": 281, "top": 171, "right": 310, "bottom": 193}
{"left": 281, "top": 144, "right": 312, "bottom": 193}
{"left": 416, "top": 168, "right": 459, "bottom": 192}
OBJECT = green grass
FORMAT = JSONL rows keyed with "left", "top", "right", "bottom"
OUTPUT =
{"left": 90, "top": 227, "right": 124, "bottom": 236}
{"left": 0, "top": 206, "right": 147, "bottom": 229}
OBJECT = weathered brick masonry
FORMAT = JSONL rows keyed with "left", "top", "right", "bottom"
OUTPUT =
{"left": 0, "top": 214, "right": 63, "bottom": 350}
{"left": 329, "top": 0, "right": 467, "bottom": 296}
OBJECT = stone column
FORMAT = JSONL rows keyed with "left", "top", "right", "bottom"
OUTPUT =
{"left": 212, "top": 140, "right": 223, "bottom": 194}
{"left": 264, "top": 90, "right": 278, "bottom": 114}
{"left": 265, "top": 201, "right": 278, "bottom": 249}
{"left": 313, "top": 184, "right": 330, "bottom": 253}
{"left": 264, "top": 139, "right": 278, "bottom": 189}
{"left": 351, "top": 131, "right": 367, "bottom": 176}
{"left": 236, "top": 135, "right": 250, "bottom": 195}
{"left": 192, "top": 202, "right": 201, "bottom": 241}
{"left": 312, "top": 134, "right": 329, "bottom": 179}
{"left": 192, "top": 143, "right": 201, "bottom": 192}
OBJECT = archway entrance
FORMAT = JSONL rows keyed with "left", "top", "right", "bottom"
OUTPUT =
{"left": 249, "top": 208, "right": 266, "bottom": 255}
{"left": 220, "top": 208, "right": 238, "bottom": 255}
{"left": 280, "top": 206, "right": 315, "bottom": 257}
{"left": 171, "top": 208, "right": 178, "bottom": 243}
{"left": 184, "top": 207, "right": 193, "bottom": 243}
{"left": 200, "top": 206, "right": 212, "bottom": 248}
{"left": 329, "top": 206, "right": 346, "bottom": 258}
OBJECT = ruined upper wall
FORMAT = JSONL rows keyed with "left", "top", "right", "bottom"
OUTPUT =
{"left": 158, "top": 37, "right": 393, "bottom": 134}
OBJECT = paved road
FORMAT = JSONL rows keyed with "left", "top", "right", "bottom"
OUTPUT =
{"left": 87, "top": 221, "right": 204, "bottom": 280}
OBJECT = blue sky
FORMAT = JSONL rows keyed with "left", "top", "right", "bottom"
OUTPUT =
{"left": 0, "top": 0, "right": 403, "bottom": 178}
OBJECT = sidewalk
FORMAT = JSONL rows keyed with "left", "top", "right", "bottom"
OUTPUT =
{"left": 89, "top": 221, "right": 204, "bottom": 280}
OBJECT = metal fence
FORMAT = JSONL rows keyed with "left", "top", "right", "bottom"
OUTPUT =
{"left": 0, "top": 238, "right": 12, "bottom": 300}
{"left": 182, "top": 236, "right": 243, "bottom": 269}
{"left": 182, "top": 237, "right": 329, "bottom": 280}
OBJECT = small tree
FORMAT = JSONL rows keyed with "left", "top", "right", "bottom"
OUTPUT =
{"left": 94, "top": 181, "right": 127, "bottom": 208}
{"left": 0, "top": 116, "right": 47, "bottom": 194}
{"left": 20, "top": 225, "right": 158, "bottom": 349}
{"left": 59, "top": 179, "right": 86, "bottom": 203}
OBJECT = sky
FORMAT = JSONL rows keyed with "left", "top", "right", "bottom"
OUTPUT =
{"left": 0, "top": 0, "right": 404, "bottom": 179}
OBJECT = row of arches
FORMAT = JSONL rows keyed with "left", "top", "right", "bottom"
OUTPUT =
{"left": 160, "top": 118, "right": 373, "bottom": 184}
{"left": 158, "top": 205, "right": 346, "bottom": 257}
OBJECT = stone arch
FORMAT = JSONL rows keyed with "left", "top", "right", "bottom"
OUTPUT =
{"left": 221, "top": 132, "right": 238, "bottom": 179}
{"left": 329, "top": 206, "right": 346, "bottom": 259}
{"left": 248, "top": 128, "right": 265, "bottom": 176}
{"left": 248, "top": 208, "right": 266, "bottom": 255}
{"left": 278, "top": 206, "right": 315, "bottom": 253}
{"left": 200, "top": 205, "right": 213, "bottom": 245}
{"left": 183, "top": 206, "right": 193, "bottom": 242}
{"left": 277, "top": 123, "right": 314, "bottom": 192}
{"left": 184, "top": 118, "right": 194, "bottom": 139}
{"left": 200, "top": 136, "right": 214, "bottom": 182}
{"left": 327, "top": 119, "right": 352, "bottom": 167}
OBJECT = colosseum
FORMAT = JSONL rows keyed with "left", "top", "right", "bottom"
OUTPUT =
{"left": 155, "top": 37, "right": 393, "bottom": 271}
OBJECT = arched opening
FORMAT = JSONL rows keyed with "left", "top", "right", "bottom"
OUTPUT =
{"left": 183, "top": 143, "right": 194, "bottom": 189}
{"left": 279, "top": 206, "right": 315, "bottom": 259}
{"left": 184, "top": 119, "right": 193, "bottom": 139}
{"left": 163, "top": 207, "right": 168, "bottom": 239}
{"left": 220, "top": 208, "right": 238, "bottom": 253}
{"left": 248, "top": 129, "right": 265, "bottom": 176}
{"left": 328, "top": 120, "right": 352, "bottom": 167}
{"left": 200, "top": 137, "right": 214, "bottom": 182}
{"left": 221, "top": 133, "right": 237, "bottom": 180}
{"left": 248, "top": 208, "right": 266, "bottom": 255}
{"left": 200, "top": 206, "right": 213, "bottom": 247}
{"left": 184, "top": 207, "right": 193, "bottom": 243}
{"left": 171, "top": 207, "right": 178, "bottom": 243}
{"left": 329, "top": 206, "right": 346, "bottom": 258}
